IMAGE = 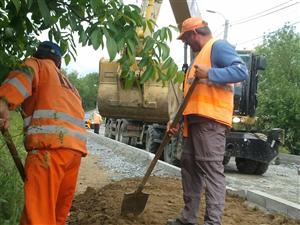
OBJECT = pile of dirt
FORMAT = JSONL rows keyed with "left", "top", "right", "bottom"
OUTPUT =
{"left": 68, "top": 176, "right": 299, "bottom": 225}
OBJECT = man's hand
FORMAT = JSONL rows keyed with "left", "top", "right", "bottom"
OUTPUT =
{"left": 0, "top": 99, "right": 9, "bottom": 129}
{"left": 194, "top": 64, "right": 209, "bottom": 79}
{"left": 167, "top": 120, "right": 180, "bottom": 136}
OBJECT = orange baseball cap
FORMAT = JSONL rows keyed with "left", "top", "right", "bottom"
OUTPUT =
{"left": 177, "top": 17, "right": 208, "bottom": 39}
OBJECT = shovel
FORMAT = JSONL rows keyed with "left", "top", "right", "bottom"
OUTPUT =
{"left": 121, "top": 76, "right": 200, "bottom": 216}
{"left": 1, "top": 129, "right": 26, "bottom": 182}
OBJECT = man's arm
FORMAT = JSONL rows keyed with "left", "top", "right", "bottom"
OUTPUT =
{"left": 0, "top": 58, "right": 38, "bottom": 128}
{"left": 208, "top": 40, "right": 248, "bottom": 83}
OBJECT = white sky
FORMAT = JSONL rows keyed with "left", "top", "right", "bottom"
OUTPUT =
{"left": 64, "top": 0, "right": 300, "bottom": 76}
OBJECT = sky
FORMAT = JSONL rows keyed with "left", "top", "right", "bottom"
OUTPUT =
{"left": 64, "top": 0, "right": 300, "bottom": 76}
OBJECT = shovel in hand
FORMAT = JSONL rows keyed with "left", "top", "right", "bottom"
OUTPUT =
{"left": 1, "top": 129, "right": 26, "bottom": 182}
{"left": 121, "top": 77, "right": 200, "bottom": 216}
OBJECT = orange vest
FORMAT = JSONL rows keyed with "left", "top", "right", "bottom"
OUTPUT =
{"left": 93, "top": 113, "right": 102, "bottom": 124}
{"left": 183, "top": 39, "right": 234, "bottom": 137}
{"left": 0, "top": 58, "right": 87, "bottom": 155}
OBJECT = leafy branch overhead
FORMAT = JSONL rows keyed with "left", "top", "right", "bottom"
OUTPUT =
{"left": 0, "top": 0, "right": 184, "bottom": 85}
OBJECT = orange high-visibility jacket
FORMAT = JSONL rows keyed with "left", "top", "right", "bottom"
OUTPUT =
{"left": 183, "top": 38, "right": 234, "bottom": 137}
{"left": 0, "top": 58, "right": 87, "bottom": 155}
{"left": 93, "top": 113, "right": 102, "bottom": 124}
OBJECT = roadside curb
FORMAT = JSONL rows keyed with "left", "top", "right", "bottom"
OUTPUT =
{"left": 278, "top": 153, "right": 300, "bottom": 165}
{"left": 88, "top": 132, "right": 300, "bottom": 221}
{"left": 226, "top": 187, "right": 300, "bottom": 220}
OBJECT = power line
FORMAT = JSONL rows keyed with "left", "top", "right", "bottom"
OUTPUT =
{"left": 236, "top": 20, "right": 300, "bottom": 46}
{"left": 231, "top": 2, "right": 299, "bottom": 26}
{"left": 231, "top": 0, "right": 295, "bottom": 24}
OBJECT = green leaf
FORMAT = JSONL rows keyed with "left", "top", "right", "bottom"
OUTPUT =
{"left": 160, "top": 43, "right": 170, "bottom": 60}
{"left": 107, "top": 22, "right": 118, "bottom": 34}
{"left": 60, "top": 40, "right": 68, "bottom": 55}
{"left": 138, "top": 57, "right": 148, "bottom": 69}
{"left": 140, "top": 65, "right": 154, "bottom": 83}
{"left": 117, "top": 37, "right": 125, "bottom": 51}
{"left": 79, "top": 30, "right": 88, "bottom": 46}
{"left": 143, "top": 38, "right": 155, "bottom": 53}
{"left": 90, "top": 0, "right": 102, "bottom": 13}
{"left": 90, "top": 27, "right": 102, "bottom": 50}
{"left": 174, "top": 71, "right": 185, "bottom": 84}
{"left": 162, "top": 57, "right": 173, "bottom": 70}
{"left": 167, "top": 63, "right": 178, "bottom": 79}
{"left": 160, "top": 28, "right": 167, "bottom": 40}
{"left": 103, "top": 28, "right": 117, "bottom": 60}
{"left": 11, "top": 0, "right": 21, "bottom": 13}
{"left": 59, "top": 18, "right": 69, "bottom": 29}
{"left": 27, "top": 0, "right": 33, "bottom": 8}
{"left": 125, "top": 71, "right": 136, "bottom": 89}
{"left": 167, "top": 27, "right": 172, "bottom": 41}
{"left": 64, "top": 54, "right": 71, "bottom": 65}
{"left": 38, "top": 0, "right": 51, "bottom": 25}
{"left": 146, "top": 19, "right": 154, "bottom": 33}
{"left": 71, "top": 5, "right": 85, "bottom": 18}
{"left": 126, "top": 39, "right": 135, "bottom": 55}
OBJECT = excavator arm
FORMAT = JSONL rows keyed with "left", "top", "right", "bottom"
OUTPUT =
{"left": 169, "top": 0, "right": 201, "bottom": 29}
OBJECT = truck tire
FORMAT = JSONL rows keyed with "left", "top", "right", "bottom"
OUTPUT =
{"left": 223, "top": 156, "right": 231, "bottom": 165}
{"left": 164, "top": 137, "right": 180, "bottom": 167}
{"left": 254, "top": 162, "right": 269, "bottom": 175}
{"left": 105, "top": 120, "right": 112, "bottom": 138}
{"left": 145, "top": 126, "right": 160, "bottom": 154}
{"left": 118, "top": 122, "right": 129, "bottom": 144}
{"left": 235, "top": 158, "right": 258, "bottom": 174}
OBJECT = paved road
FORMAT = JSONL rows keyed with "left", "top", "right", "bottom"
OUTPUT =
{"left": 225, "top": 159, "right": 300, "bottom": 204}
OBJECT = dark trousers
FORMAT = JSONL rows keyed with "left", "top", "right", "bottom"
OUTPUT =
{"left": 179, "top": 119, "right": 227, "bottom": 225}
{"left": 94, "top": 124, "right": 100, "bottom": 134}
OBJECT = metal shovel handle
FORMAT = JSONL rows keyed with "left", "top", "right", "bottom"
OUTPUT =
{"left": 1, "top": 129, "right": 26, "bottom": 182}
{"left": 136, "top": 77, "right": 200, "bottom": 193}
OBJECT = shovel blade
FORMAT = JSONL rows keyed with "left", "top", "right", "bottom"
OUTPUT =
{"left": 121, "top": 191, "right": 149, "bottom": 216}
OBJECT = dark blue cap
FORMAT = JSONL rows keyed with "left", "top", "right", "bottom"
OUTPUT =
{"left": 38, "top": 41, "right": 62, "bottom": 58}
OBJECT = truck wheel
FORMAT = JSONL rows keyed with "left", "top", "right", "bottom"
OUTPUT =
{"left": 254, "top": 162, "right": 269, "bottom": 175}
{"left": 223, "top": 156, "right": 231, "bottom": 165}
{"left": 145, "top": 126, "right": 160, "bottom": 153}
{"left": 235, "top": 158, "right": 258, "bottom": 174}
{"left": 119, "top": 123, "right": 129, "bottom": 144}
{"left": 105, "top": 120, "right": 112, "bottom": 138}
{"left": 164, "top": 138, "right": 180, "bottom": 167}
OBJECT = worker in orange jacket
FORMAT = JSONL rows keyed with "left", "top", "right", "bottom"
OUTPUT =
{"left": 167, "top": 17, "right": 248, "bottom": 225}
{"left": 0, "top": 41, "right": 87, "bottom": 225}
{"left": 93, "top": 111, "right": 102, "bottom": 134}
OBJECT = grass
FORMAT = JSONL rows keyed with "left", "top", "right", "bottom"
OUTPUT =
{"left": 0, "top": 112, "right": 26, "bottom": 225}
{"left": 278, "top": 146, "right": 290, "bottom": 154}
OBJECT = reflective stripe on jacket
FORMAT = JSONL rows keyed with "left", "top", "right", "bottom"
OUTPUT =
{"left": 0, "top": 58, "right": 87, "bottom": 155}
{"left": 183, "top": 38, "right": 234, "bottom": 137}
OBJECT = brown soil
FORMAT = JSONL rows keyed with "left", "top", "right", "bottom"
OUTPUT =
{"left": 69, "top": 154, "right": 300, "bottom": 225}
{"left": 76, "top": 154, "right": 112, "bottom": 194}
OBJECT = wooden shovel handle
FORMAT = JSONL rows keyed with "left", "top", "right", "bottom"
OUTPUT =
{"left": 1, "top": 129, "right": 26, "bottom": 182}
{"left": 136, "top": 77, "right": 200, "bottom": 193}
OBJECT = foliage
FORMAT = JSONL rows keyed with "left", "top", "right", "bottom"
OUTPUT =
{"left": 0, "top": 0, "right": 183, "bottom": 86}
{"left": 255, "top": 24, "right": 300, "bottom": 154}
{"left": 66, "top": 70, "right": 98, "bottom": 111}
{"left": 0, "top": 112, "right": 26, "bottom": 224}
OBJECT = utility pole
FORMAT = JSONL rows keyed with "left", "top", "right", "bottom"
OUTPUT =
{"left": 206, "top": 10, "right": 229, "bottom": 40}
{"left": 224, "top": 19, "right": 229, "bottom": 40}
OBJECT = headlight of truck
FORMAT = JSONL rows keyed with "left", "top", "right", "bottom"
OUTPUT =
{"left": 232, "top": 117, "right": 241, "bottom": 123}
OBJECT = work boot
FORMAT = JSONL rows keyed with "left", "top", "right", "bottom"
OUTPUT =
{"left": 166, "top": 218, "right": 198, "bottom": 225}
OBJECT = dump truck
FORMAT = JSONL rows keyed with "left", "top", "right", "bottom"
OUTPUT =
{"left": 97, "top": 0, "right": 283, "bottom": 175}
